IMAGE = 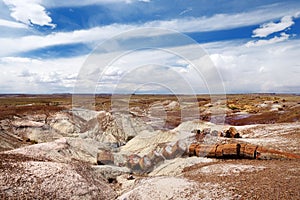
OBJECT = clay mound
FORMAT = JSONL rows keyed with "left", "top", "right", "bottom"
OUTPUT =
{"left": 0, "top": 153, "right": 116, "bottom": 199}
{"left": 0, "top": 131, "right": 25, "bottom": 151}
{"left": 6, "top": 137, "right": 110, "bottom": 164}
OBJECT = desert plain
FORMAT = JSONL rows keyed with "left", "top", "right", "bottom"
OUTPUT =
{"left": 0, "top": 93, "right": 299, "bottom": 199}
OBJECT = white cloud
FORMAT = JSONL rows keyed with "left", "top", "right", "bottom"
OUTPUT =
{"left": 0, "top": 24, "right": 137, "bottom": 56}
{"left": 245, "top": 32, "right": 290, "bottom": 47}
{"left": 1, "top": 38, "right": 300, "bottom": 94}
{"left": 179, "top": 8, "right": 192, "bottom": 16}
{"left": 207, "top": 39, "right": 300, "bottom": 93}
{"left": 1, "top": 6, "right": 300, "bottom": 56}
{"left": 0, "top": 18, "right": 27, "bottom": 28}
{"left": 144, "top": 8, "right": 299, "bottom": 33}
{"left": 0, "top": 56, "right": 84, "bottom": 93}
{"left": 1, "top": 1, "right": 300, "bottom": 94}
{"left": 3, "top": 0, "right": 55, "bottom": 28}
{"left": 252, "top": 15, "right": 295, "bottom": 38}
{"left": 43, "top": 0, "right": 144, "bottom": 7}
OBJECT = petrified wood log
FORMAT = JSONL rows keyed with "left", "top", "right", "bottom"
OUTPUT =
{"left": 256, "top": 146, "right": 300, "bottom": 160}
{"left": 139, "top": 155, "right": 153, "bottom": 173}
{"left": 97, "top": 150, "right": 114, "bottom": 165}
{"left": 216, "top": 143, "right": 240, "bottom": 158}
{"left": 126, "top": 154, "right": 142, "bottom": 172}
{"left": 189, "top": 142, "right": 300, "bottom": 160}
{"left": 148, "top": 150, "right": 165, "bottom": 166}
{"left": 189, "top": 143, "right": 198, "bottom": 156}
{"left": 195, "top": 144, "right": 218, "bottom": 158}
{"left": 240, "top": 144, "right": 258, "bottom": 159}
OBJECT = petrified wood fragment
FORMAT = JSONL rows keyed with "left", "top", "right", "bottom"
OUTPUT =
{"left": 195, "top": 144, "right": 218, "bottom": 158}
{"left": 97, "top": 150, "right": 114, "bottom": 165}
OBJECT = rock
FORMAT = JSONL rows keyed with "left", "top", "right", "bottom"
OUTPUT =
{"left": 50, "top": 119, "right": 76, "bottom": 134}
{"left": 113, "top": 153, "right": 129, "bottom": 167}
{"left": 12, "top": 120, "right": 45, "bottom": 128}
{"left": 97, "top": 150, "right": 114, "bottom": 165}
{"left": 92, "top": 165, "right": 131, "bottom": 180}
{"left": 202, "top": 128, "right": 211, "bottom": 135}
{"left": 211, "top": 130, "right": 218, "bottom": 136}
{"left": 225, "top": 127, "right": 239, "bottom": 138}
{"left": 164, "top": 101, "right": 180, "bottom": 110}
{"left": 234, "top": 132, "right": 242, "bottom": 138}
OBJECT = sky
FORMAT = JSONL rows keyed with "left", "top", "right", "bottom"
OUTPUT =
{"left": 0, "top": 0, "right": 300, "bottom": 94}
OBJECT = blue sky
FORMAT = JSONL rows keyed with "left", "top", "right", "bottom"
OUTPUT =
{"left": 0, "top": 0, "right": 299, "bottom": 94}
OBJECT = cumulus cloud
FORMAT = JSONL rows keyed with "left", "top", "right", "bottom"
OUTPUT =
{"left": 207, "top": 39, "right": 300, "bottom": 93}
{"left": 3, "top": 0, "right": 55, "bottom": 28}
{"left": 245, "top": 32, "right": 290, "bottom": 47}
{"left": 1, "top": 37, "right": 300, "bottom": 94}
{"left": 0, "top": 56, "right": 83, "bottom": 93}
{"left": 252, "top": 15, "right": 295, "bottom": 38}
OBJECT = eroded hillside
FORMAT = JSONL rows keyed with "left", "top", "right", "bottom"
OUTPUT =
{"left": 0, "top": 94, "right": 299, "bottom": 199}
